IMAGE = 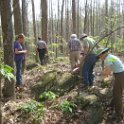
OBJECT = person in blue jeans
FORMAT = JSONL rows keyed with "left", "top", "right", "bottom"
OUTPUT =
{"left": 14, "top": 33, "right": 27, "bottom": 90}
{"left": 80, "top": 34, "right": 98, "bottom": 87}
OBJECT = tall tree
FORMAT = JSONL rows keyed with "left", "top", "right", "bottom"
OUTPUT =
{"left": 31, "top": 0, "right": 37, "bottom": 42}
{"left": 76, "top": 0, "right": 80, "bottom": 36}
{"left": 84, "top": 0, "right": 89, "bottom": 34}
{"left": 65, "top": 0, "right": 70, "bottom": 42}
{"left": 60, "top": 0, "right": 65, "bottom": 53}
{"left": 22, "top": 0, "right": 29, "bottom": 36}
{"left": 41, "top": 0, "right": 48, "bottom": 42}
{"left": 13, "top": 0, "right": 23, "bottom": 35}
{"left": 0, "top": 0, "right": 15, "bottom": 99}
{"left": 72, "top": 0, "right": 76, "bottom": 33}
{"left": 105, "top": 0, "right": 109, "bottom": 34}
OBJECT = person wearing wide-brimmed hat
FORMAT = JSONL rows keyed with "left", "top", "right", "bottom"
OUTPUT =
{"left": 14, "top": 33, "right": 27, "bottom": 90}
{"left": 80, "top": 33, "right": 98, "bottom": 87}
{"left": 68, "top": 34, "right": 82, "bottom": 70}
{"left": 97, "top": 47, "right": 124, "bottom": 122}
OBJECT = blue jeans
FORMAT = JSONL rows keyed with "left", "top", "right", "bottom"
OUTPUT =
{"left": 15, "top": 60, "right": 22, "bottom": 86}
{"left": 82, "top": 54, "right": 98, "bottom": 86}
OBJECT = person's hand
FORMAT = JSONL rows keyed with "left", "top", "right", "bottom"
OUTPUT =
{"left": 23, "top": 50, "right": 27, "bottom": 53}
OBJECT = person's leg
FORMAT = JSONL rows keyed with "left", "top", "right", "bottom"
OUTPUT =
{"left": 39, "top": 49, "right": 44, "bottom": 65}
{"left": 70, "top": 51, "right": 76, "bottom": 70}
{"left": 88, "top": 54, "right": 97, "bottom": 85}
{"left": 15, "top": 60, "right": 22, "bottom": 87}
{"left": 82, "top": 55, "right": 91, "bottom": 86}
{"left": 75, "top": 51, "right": 80, "bottom": 66}
{"left": 113, "top": 73, "right": 124, "bottom": 121}
{"left": 42, "top": 49, "right": 46, "bottom": 65}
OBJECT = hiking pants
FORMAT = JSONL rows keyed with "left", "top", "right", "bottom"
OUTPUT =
{"left": 82, "top": 54, "right": 97, "bottom": 86}
{"left": 113, "top": 71, "right": 124, "bottom": 118}
{"left": 38, "top": 48, "right": 46, "bottom": 65}
{"left": 69, "top": 51, "right": 80, "bottom": 70}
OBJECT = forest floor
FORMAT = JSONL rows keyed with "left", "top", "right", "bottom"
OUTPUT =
{"left": 2, "top": 56, "right": 124, "bottom": 124}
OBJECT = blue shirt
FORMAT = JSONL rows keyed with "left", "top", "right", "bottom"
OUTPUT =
{"left": 104, "top": 54, "right": 124, "bottom": 73}
{"left": 14, "top": 41, "right": 25, "bottom": 61}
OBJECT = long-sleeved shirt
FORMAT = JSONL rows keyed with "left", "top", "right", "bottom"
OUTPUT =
{"left": 68, "top": 38, "right": 81, "bottom": 52}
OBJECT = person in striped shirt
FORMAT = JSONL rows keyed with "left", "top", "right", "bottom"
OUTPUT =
{"left": 68, "top": 34, "right": 82, "bottom": 70}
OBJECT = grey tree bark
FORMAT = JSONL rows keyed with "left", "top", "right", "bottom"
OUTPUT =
{"left": 72, "top": 0, "right": 76, "bottom": 33}
{"left": 13, "top": 0, "right": 23, "bottom": 35}
{"left": 41, "top": 0, "right": 48, "bottom": 42}
{"left": 0, "top": 0, "right": 15, "bottom": 99}
{"left": 22, "top": 0, "right": 29, "bottom": 36}
{"left": 84, "top": 0, "right": 89, "bottom": 34}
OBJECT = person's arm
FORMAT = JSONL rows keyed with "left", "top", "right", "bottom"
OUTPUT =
{"left": 102, "top": 66, "right": 112, "bottom": 76}
{"left": 44, "top": 42, "right": 48, "bottom": 54}
{"left": 83, "top": 39, "right": 90, "bottom": 54}
{"left": 15, "top": 48, "right": 27, "bottom": 54}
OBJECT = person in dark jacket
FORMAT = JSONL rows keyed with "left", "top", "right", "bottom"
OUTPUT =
{"left": 37, "top": 37, "right": 48, "bottom": 65}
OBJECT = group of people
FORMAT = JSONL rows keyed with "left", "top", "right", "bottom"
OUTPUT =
{"left": 68, "top": 33, "right": 124, "bottom": 122}
{"left": 14, "top": 33, "right": 124, "bottom": 122}
{"left": 68, "top": 33, "right": 98, "bottom": 87}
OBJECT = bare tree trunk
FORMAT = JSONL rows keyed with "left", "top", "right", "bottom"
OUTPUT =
{"left": 105, "top": 0, "right": 108, "bottom": 34}
{"left": 22, "top": 0, "right": 29, "bottom": 73}
{"left": 60, "top": 0, "right": 65, "bottom": 53}
{"left": 0, "top": 28, "right": 2, "bottom": 47}
{"left": 65, "top": 0, "right": 69, "bottom": 43}
{"left": 0, "top": 0, "right": 15, "bottom": 99}
{"left": 41, "top": 0, "right": 48, "bottom": 42}
{"left": 84, "top": 0, "right": 88, "bottom": 34}
{"left": 31, "top": 0, "right": 38, "bottom": 62}
{"left": 22, "top": 0, "right": 29, "bottom": 36}
{"left": 0, "top": 75, "right": 2, "bottom": 124}
{"left": 31, "top": 0, "right": 37, "bottom": 42}
{"left": 13, "top": 0, "right": 23, "bottom": 35}
{"left": 72, "top": 0, "right": 76, "bottom": 33}
{"left": 76, "top": 0, "right": 80, "bottom": 36}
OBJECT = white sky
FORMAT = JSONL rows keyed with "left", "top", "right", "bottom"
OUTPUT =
{"left": 28, "top": 0, "right": 59, "bottom": 19}
{"left": 28, "top": 0, "right": 123, "bottom": 20}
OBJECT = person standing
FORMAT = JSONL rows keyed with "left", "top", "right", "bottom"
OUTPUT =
{"left": 68, "top": 34, "right": 81, "bottom": 70}
{"left": 14, "top": 33, "right": 27, "bottom": 90}
{"left": 80, "top": 33, "right": 98, "bottom": 87}
{"left": 97, "top": 48, "right": 124, "bottom": 122}
{"left": 37, "top": 37, "right": 48, "bottom": 65}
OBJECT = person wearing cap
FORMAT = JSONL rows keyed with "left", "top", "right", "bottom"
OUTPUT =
{"left": 14, "top": 33, "right": 27, "bottom": 90}
{"left": 80, "top": 34, "right": 98, "bottom": 87}
{"left": 97, "top": 48, "right": 124, "bottom": 122}
{"left": 68, "top": 34, "right": 82, "bottom": 70}
{"left": 37, "top": 37, "right": 48, "bottom": 65}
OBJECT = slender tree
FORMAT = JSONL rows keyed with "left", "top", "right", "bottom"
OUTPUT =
{"left": 13, "top": 0, "right": 23, "bottom": 35}
{"left": 31, "top": 0, "right": 37, "bottom": 42}
{"left": 84, "top": 0, "right": 89, "bottom": 34}
{"left": 72, "top": 0, "right": 76, "bottom": 33}
{"left": 60, "top": 0, "right": 65, "bottom": 53}
{"left": 41, "top": 0, "right": 48, "bottom": 42}
{"left": 22, "top": 0, "right": 29, "bottom": 36}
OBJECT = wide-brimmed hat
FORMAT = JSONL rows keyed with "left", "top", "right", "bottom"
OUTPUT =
{"left": 96, "top": 48, "right": 110, "bottom": 56}
{"left": 80, "top": 33, "right": 87, "bottom": 39}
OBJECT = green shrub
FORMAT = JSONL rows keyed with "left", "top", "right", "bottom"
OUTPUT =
{"left": 58, "top": 100, "right": 77, "bottom": 113}
{"left": 39, "top": 91, "right": 58, "bottom": 101}
{"left": 20, "top": 100, "right": 44, "bottom": 123}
